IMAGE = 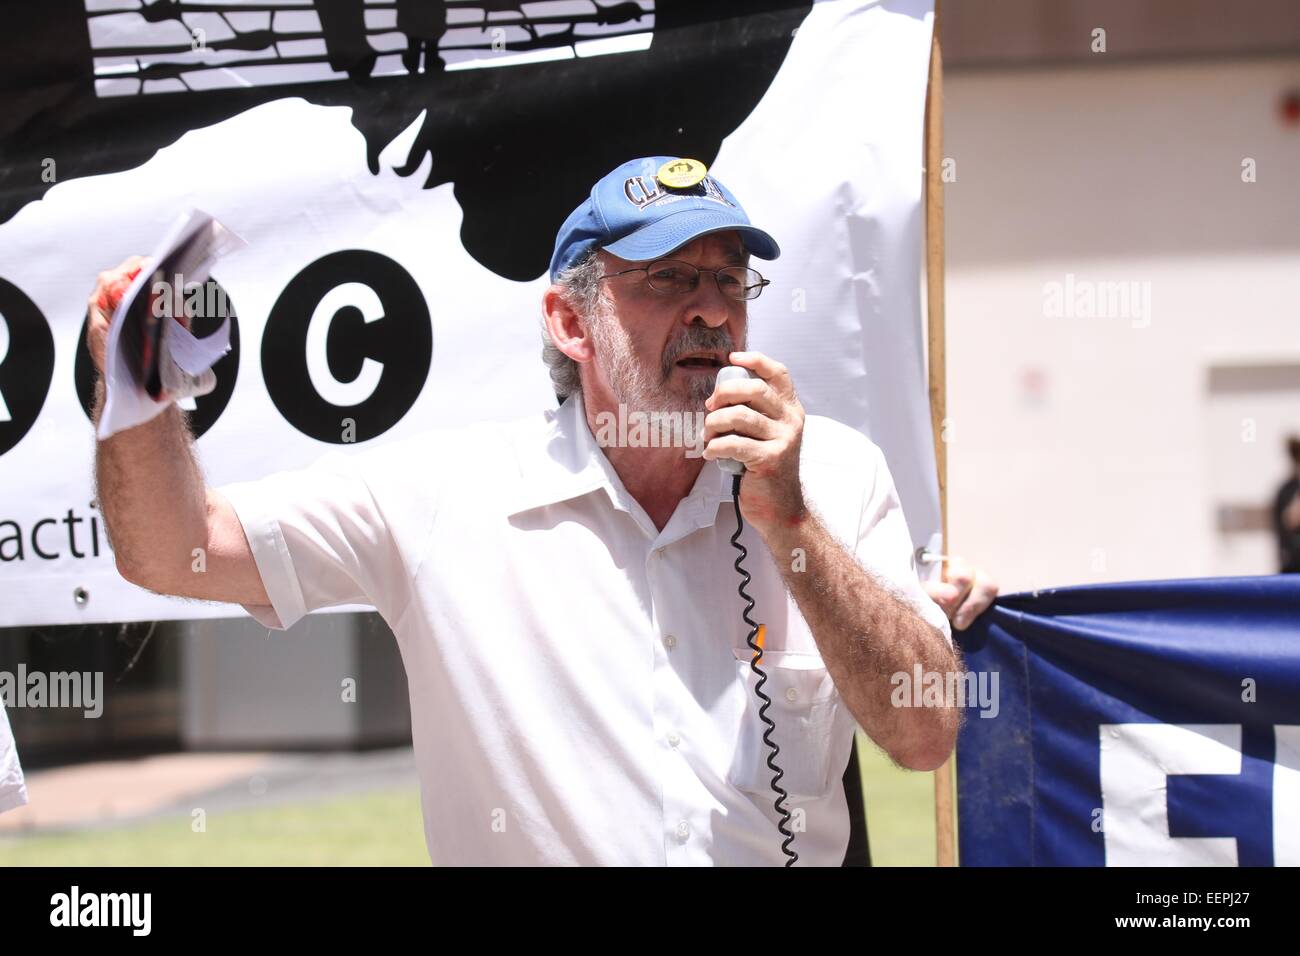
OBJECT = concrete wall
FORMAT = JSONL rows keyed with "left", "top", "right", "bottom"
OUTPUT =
{"left": 181, "top": 612, "right": 410, "bottom": 749}
{"left": 942, "top": 57, "right": 1300, "bottom": 592}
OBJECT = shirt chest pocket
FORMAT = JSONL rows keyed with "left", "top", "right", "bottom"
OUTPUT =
{"left": 727, "top": 648, "right": 841, "bottom": 803}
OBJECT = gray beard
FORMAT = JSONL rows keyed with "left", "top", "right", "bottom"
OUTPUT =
{"left": 588, "top": 309, "right": 742, "bottom": 417}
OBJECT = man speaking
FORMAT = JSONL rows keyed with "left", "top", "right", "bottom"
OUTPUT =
{"left": 88, "top": 156, "right": 962, "bottom": 866}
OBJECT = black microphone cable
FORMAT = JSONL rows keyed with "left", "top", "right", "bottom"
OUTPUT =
{"left": 729, "top": 472, "right": 798, "bottom": 866}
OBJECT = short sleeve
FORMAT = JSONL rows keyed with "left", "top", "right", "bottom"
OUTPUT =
{"left": 214, "top": 449, "right": 411, "bottom": 631}
{"left": 855, "top": 443, "right": 953, "bottom": 647}
{"left": 0, "top": 700, "right": 28, "bottom": 815}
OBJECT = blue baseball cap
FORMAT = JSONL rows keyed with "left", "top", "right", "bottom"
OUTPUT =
{"left": 548, "top": 156, "right": 781, "bottom": 282}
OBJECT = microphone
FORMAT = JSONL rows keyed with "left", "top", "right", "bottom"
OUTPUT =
{"left": 713, "top": 365, "right": 755, "bottom": 476}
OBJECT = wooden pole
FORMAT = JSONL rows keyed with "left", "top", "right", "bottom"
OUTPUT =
{"left": 923, "top": 0, "right": 956, "bottom": 868}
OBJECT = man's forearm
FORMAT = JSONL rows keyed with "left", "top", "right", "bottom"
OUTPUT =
{"left": 92, "top": 378, "right": 210, "bottom": 588}
{"left": 756, "top": 505, "right": 959, "bottom": 771}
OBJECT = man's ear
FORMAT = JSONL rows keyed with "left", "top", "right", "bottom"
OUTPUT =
{"left": 543, "top": 285, "right": 596, "bottom": 364}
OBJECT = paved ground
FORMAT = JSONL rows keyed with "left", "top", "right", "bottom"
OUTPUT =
{"left": 0, "top": 746, "right": 418, "bottom": 836}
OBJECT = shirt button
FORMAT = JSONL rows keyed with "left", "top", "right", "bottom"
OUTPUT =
{"left": 785, "top": 687, "right": 799, "bottom": 703}
{"left": 663, "top": 634, "right": 677, "bottom": 650}
{"left": 667, "top": 731, "right": 681, "bottom": 748}
{"left": 675, "top": 820, "right": 690, "bottom": 842}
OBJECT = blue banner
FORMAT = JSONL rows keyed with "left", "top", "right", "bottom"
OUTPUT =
{"left": 956, "top": 575, "right": 1300, "bottom": 866}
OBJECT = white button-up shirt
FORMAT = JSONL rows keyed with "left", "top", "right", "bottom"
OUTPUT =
{"left": 218, "top": 391, "right": 950, "bottom": 866}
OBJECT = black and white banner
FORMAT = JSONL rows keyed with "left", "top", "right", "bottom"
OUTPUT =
{"left": 0, "top": 0, "right": 939, "bottom": 626}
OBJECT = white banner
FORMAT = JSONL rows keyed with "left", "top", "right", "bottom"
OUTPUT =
{"left": 0, "top": 0, "right": 938, "bottom": 626}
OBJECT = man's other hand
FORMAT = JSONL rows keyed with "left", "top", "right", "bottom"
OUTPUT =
{"left": 924, "top": 556, "right": 999, "bottom": 631}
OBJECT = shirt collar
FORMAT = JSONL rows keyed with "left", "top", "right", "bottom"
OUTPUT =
{"left": 507, "top": 391, "right": 733, "bottom": 531}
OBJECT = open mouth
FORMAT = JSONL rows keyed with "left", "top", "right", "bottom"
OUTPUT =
{"left": 674, "top": 354, "right": 725, "bottom": 370}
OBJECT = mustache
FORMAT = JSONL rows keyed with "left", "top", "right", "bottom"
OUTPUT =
{"left": 660, "top": 327, "right": 738, "bottom": 380}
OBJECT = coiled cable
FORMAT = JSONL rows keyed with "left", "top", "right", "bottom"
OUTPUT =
{"left": 730, "top": 472, "right": 798, "bottom": 866}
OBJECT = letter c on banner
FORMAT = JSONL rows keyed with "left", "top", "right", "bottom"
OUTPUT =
{"left": 262, "top": 251, "right": 432, "bottom": 444}
{"left": 306, "top": 283, "right": 385, "bottom": 406}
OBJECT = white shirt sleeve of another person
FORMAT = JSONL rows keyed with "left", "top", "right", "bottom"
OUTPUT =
{"left": 215, "top": 440, "right": 433, "bottom": 631}
{"left": 0, "top": 699, "right": 28, "bottom": 815}
{"left": 854, "top": 441, "right": 953, "bottom": 647}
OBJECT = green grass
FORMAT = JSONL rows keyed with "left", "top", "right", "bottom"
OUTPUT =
{"left": 0, "top": 739, "right": 939, "bottom": 866}
{"left": 855, "top": 731, "right": 941, "bottom": 866}
{"left": 0, "top": 788, "right": 429, "bottom": 866}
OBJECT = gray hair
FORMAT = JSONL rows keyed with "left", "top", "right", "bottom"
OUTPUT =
{"left": 542, "top": 248, "right": 606, "bottom": 400}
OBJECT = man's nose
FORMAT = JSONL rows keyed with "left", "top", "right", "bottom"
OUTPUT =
{"left": 680, "top": 273, "right": 734, "bottom": 328}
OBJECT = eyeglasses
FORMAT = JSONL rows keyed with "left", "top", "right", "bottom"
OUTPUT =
{"left": 597, "top": 259, "right": 771, "bottom": 301}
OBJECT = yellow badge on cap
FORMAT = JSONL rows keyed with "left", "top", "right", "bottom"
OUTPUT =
{"left": 656, "top": 158, "right": 708, "bottom": 189}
